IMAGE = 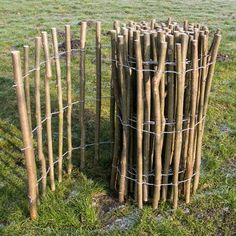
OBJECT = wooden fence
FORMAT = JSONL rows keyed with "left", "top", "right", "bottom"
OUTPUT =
{"left": 11, "top": 21, "right": 113, "bottom": 219}
{"left": 109, "top": 19, "right": 221, "bottom": 209}
{"left": 11, "top": 18, "right": 221, "bottom": 219}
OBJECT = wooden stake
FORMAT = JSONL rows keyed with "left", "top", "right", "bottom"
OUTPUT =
{"left": 193, "top": 33, "right": 221, "bottom": 192}
{"left": 52, "top": 28, "right": 64, "bottom": 183}
{"left": 12, "top": 50, "right": 38, "bottom": 219}
{"left": 79, "top": 22, "right": 87, "bottom": 169}
{"left": 65, "top": 25, "right": 73, "bottom": 175}
{"left": 162, "top": 34, "right": 174, "bottom": 201}
{"left": 185, "top": 39, "right": 198, "bottom": 203}
{"left": 152, "top": 42, "right": 167, "bottom": 209}
{"left": 143, "top": 32, "right": 151, "bottom": 202}
{"left": 41, "top": 31, "right": 55, "bottom": 191}
{"left": 95, "top": 21, "right": 102, "bottom": 163}
{"left": 134, "top": 32, "right": 143, "bottom": 209}
{"left": 172, "top": 43, "right": 185, "bottom": 208}
{"left": 110, "top": 30, "right": 120, "bottom": 189}
{"left": 34, "top": 37, "right": 47, "bottom": 195}
{"left": 118, "top": 35, "right": 128, "bottom": 203}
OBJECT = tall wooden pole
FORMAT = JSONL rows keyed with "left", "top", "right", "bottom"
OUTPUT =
{"left": 134, "top": 32, "right": 143, "bottom": 209}
{"left": 12, "top": 50, "right": 38, "bottom": 220}
{"left": 185, "top": 39, "right": 198, "bottom": 203}
{"left": 143, "top": 32, "right": 151, "bottom": 202}
{"left": 34, "top": 37, "right": 47, "bottom": 195}
{"left": 41, "top": 31, "right": 55, "bottom": 191}
{"left": 193, "top": 33, "right": 221, "bottom": 192}
{"left": 52, "top": 28, "right": 64, "bottom": 183}
{"left": 152, "top": 41, "right": 167, "bottom": 209}
{"left": 172, "top": 43, "right": 185, "bottom": 208}
{"left": 65, "top": 25, "right": 73, "bottom": 175}
{"left": 79, "top": 22, "right": 87, "bottom": 169}
{"left": 118, "top": 35, "right": 128, "bottom": 203}
{"left": 95, "top": 21, "right": 102, "bottom": 163}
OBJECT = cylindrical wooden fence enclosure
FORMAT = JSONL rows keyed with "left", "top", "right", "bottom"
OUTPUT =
{"left": 11, "top": 18, "right": 221, "bottom": 219}
{"left": 110, "top": 19, "right": 221, "bottom": 209}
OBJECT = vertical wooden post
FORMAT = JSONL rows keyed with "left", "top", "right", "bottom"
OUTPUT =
{"left": 95, "top": 21, "right": 102, "bottom": 163}
{"left": 110, "top": 30, "right": 120, "bottom": 189}
{"left": 41, "top": 31, "right": 55, "bottom": 191}
{"left": 65, "top": 25, "right": 73, "bottom": 175}
{"left": 52, "top": 28, "right": 64, "bottom": 183}
{"left": 185, "top": 39, "right": 198, "bottom": 203}
{"left": 152, "top": 42, "right": 167, "bottom": 209}
{"left": 193, "top": 33, "right": 221, "bottom": 192}
{"left": 23, "top": 45, "right": 32, "bottom": 131}
{"left": 110, "top": 31, "right": 115, "bottom": 174}
{"left": 12, "top": 50, "right": 38, "bottom": 220}
{"left": 79, "top": 22, "right": 87, "bottom": 169}
{"left": 134, "top": 32, "right": 143, "bottom": 209}
{"left": 143, "top": 32, "right": 151, "bottom": 202}
{"left": 118, "top": 35, "right": 128, "bottom": 203}
{"left": 172, "top": 43, "right": 185, "bottom": 208}
{"left": 34, "top": 37, "right": 47, "bottom": 195}
{"left": 162, "top": 34, "right": 174, "bottom": 201}
{"left": 128, "top": 28, "right": 134, "bottom": 194}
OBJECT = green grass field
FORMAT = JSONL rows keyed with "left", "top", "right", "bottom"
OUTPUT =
{"left": 0, "top": 0, "right": 236, "bottom": 235}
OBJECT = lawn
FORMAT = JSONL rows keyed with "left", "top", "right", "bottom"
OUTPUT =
{"left": 0, "top": 0, "right": 236, "bottom": 235}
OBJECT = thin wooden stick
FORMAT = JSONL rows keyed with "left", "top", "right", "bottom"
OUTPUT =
{"left": 193, "top": 33, "right": 221, "bottom": 192}
{"left": 23, "top": 45, "right": 32, "bottom": 131}
{"left": 128, "top": 28, "right": 134, "bottom": 194}
{"left": 134, "top": 32, "right": 143, "bottom": 209}
{"left": 65, "top": 25, "right": 73, "bottom": 175}
{"left": 149, "top": 32, "right": 158, "bottom": 172}
{"left": 95, "top": 21, "right": 102, "bottom": 163}
{"left": 143, "top": 32, "right": 151, "bottom": 202}
{"left": 162, "top": 34, "right": 174, "bottom": 201}
{"left": 52, "top": 28, "right": 64, "bottom": 183}
{"left": 79, "top": 22, "right": 87, "bottom": 169}
{"left": 118, "top": 35, "right": 128, "bottom": 203}
{"left": 178, "top": 33, "right": 189, "bottom": 194}
{"left": 34, "top": 37, "right": 47, "bottom": 195}
{"left": 110, "top": 30, "right": 121, "bottom": 190}
{"left": 185, "top": 39, "right": 198, "bottom": 203}
{"left": 41, "top": 31, "right": 55, "bottom": 191}
{"left": 12, "top": 50, "right": 38, "bottom": 219}
{"left": 172, "top": 43, "right": 185, "bottom": 208}
{"left": 122, "top": 27, "right": 130, "bottom": 196}
{"left": 152, "top": 41, "right": 167, "bottom": 209}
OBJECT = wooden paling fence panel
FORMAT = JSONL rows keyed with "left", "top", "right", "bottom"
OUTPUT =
{"left": 11, "top": 21, "right": 114, "bottom": 219}
{"left": 11, "top": 19, "right": 221, "bottom": 219}
{"left": 110, "top": 19, "right": 221, "bottom": 209}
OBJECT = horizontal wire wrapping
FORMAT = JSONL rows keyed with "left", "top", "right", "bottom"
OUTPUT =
{"left": 116, "top": 114, "right": 205, "bottom": 135}
{"left": 112, "top": 164, "right": 185, "bottom": 177}
{"left": 31, "top": 95, "right": 113, "bottom": 135}
{"left": 100, "top": 57, "right": 213, "bottom": 74}
{"left": 113, "top": 164, "right": 199, "bottom": 187}
{"left": 36, "top": 141, "right": 113, "bottom": 184}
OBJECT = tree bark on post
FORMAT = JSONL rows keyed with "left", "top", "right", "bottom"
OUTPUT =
{"left": 65, "top": 25, "right": 73, "bottom": 175}
{"left": 52, "top": 27, "right": 64, "bottom": 183}
{"left": 79, "top": 22, "right": 87, "bottom": 169}
{"left": 41, "top": 31, "right": 55, "bottom": 191}
{"left": 152, "top": 41, "right": 167, "bottom": 209}
{"left": 95, "top": 21, "right": 102, "bottom": 163}
{"left": 12, "top": 50, "right": 38, "bottom": 220}
{"left": 134, "top": 32, "right": 144, "bottom": 209}
{"left": 34, "top": 37, "right": 47, "bottom": 195}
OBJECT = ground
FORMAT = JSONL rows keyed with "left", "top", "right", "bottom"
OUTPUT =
{"left": 0, "top": 0, "right": 236, "bottom": 235}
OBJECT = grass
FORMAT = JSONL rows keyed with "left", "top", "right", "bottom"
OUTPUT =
{"left": 0, "top": 0, "right": 236, "bottom": 235}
